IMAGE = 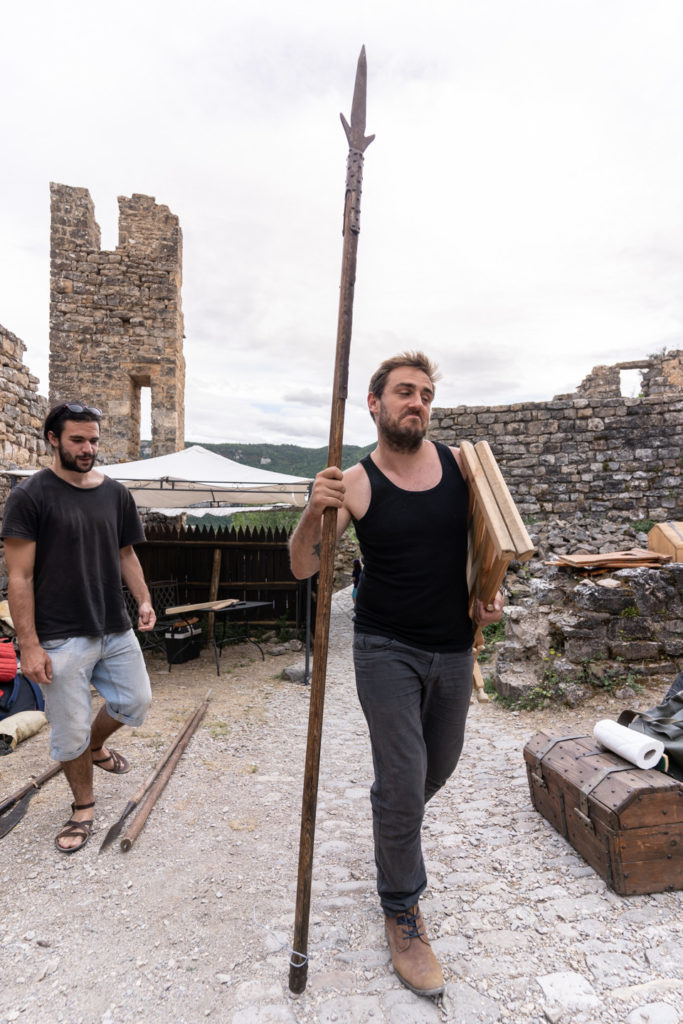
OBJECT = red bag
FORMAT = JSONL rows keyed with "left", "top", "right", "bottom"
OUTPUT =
{"left": 0, "top": 642, "right": 18, "bottom": 683}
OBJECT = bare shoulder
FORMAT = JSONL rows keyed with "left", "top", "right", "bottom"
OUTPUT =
{"left": 342, "top": 461, "right": 366, "bottom": 487}
{"left": 342, "top": 461, "right": 371, "bottom": 521}
{"left": 448, "top": 445, "right": 463, "bottom": 472}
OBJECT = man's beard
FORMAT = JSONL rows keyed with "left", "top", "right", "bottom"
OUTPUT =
{"left": 58, "top": 443, "right": 96, "bottom": 474}
{"left": 377, "top": 405, "right": 428, "bottom": 454}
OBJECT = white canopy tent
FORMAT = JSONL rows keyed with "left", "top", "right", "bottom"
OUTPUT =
{"left": 5, "top": 445, "right": 312, "bottom": 509}
{"left": 99, "top": 445, "right": 311, "bottom": 508}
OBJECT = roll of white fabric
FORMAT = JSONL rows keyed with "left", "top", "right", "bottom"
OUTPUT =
{"left": 0, "top": 709, "right": 48, "bottom": 753}
{"left": 593, "top": 719, "right": 664, "bottom": 770}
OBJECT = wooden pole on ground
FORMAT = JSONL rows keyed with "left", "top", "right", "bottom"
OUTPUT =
{"left": 98, "top": 692, "right": 212, "bottom": 853}
{"left": 289, "top": 47, "right": 374, "bottom": 996}
{"left": 119, "top": 690, "right": 212, "bottom": 851}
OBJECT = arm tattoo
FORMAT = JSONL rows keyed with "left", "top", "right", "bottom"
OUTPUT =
{"left": 313, "top": 542, "right": 322, "bottom": 561}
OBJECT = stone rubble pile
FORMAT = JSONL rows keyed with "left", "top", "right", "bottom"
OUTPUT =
{"left": 523, "top": 513, "right": 647, "bottom": 564}
{"left": 490, "top": 515, "right": 683, "bottom": 706}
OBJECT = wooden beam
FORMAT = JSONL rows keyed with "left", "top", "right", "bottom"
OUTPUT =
{"left": 207, "top": 547, "right": 223, "bottom": 641}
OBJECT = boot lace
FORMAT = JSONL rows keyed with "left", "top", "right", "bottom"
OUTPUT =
{"left": 396, "top": 908, "right": 424, "bottom": 940}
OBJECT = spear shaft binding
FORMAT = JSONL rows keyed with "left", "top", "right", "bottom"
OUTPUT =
{"left": 289, "top": 46, "right": 374, "bottom": 996}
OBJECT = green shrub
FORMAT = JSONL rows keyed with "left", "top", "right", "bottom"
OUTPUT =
{"left": 477, "top": 617, "right": 506, "bottom": 664}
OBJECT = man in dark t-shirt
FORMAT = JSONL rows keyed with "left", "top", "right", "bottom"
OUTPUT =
{"left": 1, "top": 402, "right": 156, "bottom": 853}
{"left": 289, "top": 352, "right": 504, "bottom": 1000}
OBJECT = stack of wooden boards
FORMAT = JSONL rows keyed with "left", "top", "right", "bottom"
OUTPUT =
{"left": 547, "top": 548, "right": 672, "bottom": 572}
{"left": 460, "top": 441, "right": 535, "bottom": 702}
{"left": 546, "top": 521, "right": 683, "bottom": 573}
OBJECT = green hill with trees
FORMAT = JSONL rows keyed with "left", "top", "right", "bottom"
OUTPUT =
{"left": 191, "top": 441, "right": 375, "bottom": 477}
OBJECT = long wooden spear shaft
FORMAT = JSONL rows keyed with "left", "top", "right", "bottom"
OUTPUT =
{"left": 98, "top": 690, "right": 213, "bottom": 853}
{"left": 119, "top": 689, "right": 211, "bottom": 851}
{"left": 289, "top": 46, "right": 374, "bottom": 996}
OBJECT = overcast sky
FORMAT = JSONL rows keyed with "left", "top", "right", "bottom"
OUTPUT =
{"left": 2, "top": 0, "right": 683, "bottom": 448}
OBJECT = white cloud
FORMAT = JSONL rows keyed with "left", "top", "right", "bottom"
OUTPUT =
{"left": 2, "top": 0, "right": 683, "bottom": 448}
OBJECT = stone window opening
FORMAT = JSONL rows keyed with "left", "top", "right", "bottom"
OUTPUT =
{"left": 140, "top": 385, "right": 152, "bottom": 457}
{"left": 129, "top": 374, "right": 152, "bottom": 460}
{"left": 619, "top": 367, "right": 643, "bottom": 397}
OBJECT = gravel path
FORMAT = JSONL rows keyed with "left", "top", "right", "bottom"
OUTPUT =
{"left": 1, "top": 588, "right": 681, "bottom": 1024}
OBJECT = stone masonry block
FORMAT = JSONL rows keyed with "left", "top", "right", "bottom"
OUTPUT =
{"left": 609, "top": 641, "right": 661, "bottom": 661}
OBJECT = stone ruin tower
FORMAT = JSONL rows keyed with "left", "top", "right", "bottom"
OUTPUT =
{"left": 49, "top": 182, "right": 185, "bottom": 462}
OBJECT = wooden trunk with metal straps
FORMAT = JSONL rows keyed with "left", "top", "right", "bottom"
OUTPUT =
{"left": 523, "top": 729, "right": 683, "bottom": 895}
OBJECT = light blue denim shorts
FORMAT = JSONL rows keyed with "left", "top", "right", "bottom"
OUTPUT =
{"left": 39, "top": 630, "right": 152, "bottom": 762}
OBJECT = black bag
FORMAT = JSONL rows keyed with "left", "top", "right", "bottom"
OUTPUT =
{"left": 0, "top": 674, "right": 45, "bottom": 721}
{"left": 619, "top": 690, "right": 683, "bottom": 782}
{"left": 664, "top": 669, "right": 683, "bottom": 701}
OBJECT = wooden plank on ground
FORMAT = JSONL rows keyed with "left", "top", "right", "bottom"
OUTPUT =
{"left": 166, "top": 598, "right": 240, "bottom": 615}
{"left": 547, "top": 549, "right": 672, "bottom": 570}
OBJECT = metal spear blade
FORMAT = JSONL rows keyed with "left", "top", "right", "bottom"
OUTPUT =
{"left": 0, "top": 791, "right": 35, "bottom": 839}
{"left": 340, "top": 46, "right": 375, "bottom": 152}
{"left": 98, "top": 800, "right": 136, "bottom": 852}
{"left": 0, "top": 762, "right": 63, "bottom": 841}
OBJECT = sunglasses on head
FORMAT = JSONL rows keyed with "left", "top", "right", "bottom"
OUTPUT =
{"left": 44, "top": 403, "right": 102, "bottom": 438}
{"left": 54, "top": 403, "right": 102, "bottom": 417}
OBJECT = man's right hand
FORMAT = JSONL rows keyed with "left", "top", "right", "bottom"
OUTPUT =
{"left": 289, "top": 466, "right": 348, "bottom": 580}
{"left": 307, "top": 466, "right": 345, "bottom": 517}
{"left": 20, "top": 644, "right": 53, "bottom": 686}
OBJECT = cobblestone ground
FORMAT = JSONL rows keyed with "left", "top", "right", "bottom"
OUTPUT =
{"left": 1, "top": 588, "right": 681, "bottom": 1024}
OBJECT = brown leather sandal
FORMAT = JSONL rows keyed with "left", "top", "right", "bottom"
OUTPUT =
{"left": 91, "top": 746, "right": 130, "bottom": 774}
{"left": 55, "top": 801, "right": 95, "bottom": 854}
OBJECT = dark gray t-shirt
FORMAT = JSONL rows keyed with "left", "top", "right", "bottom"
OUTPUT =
{"left": 1, "top": 469, "right": 145, "bottom": 641}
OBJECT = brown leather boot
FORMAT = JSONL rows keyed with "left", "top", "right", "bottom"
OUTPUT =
{"left": 384, "top": 904, "right": 444, "bottom": 997}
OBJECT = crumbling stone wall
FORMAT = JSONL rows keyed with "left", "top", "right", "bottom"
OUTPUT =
{"left": 495, "top": 560, "right": 683, "bottom": 706}
{"left": 49, "top": 183, "right": 185, "bottom": 463}
{"left": 0, "top": 323, "right": 48, "bottom": 505}
{"left": 0, "top": 323, "right": 48, "bottom": 585}
{"left": 432, "top": 351, "right": 682, "bottom": 521}
{"left": 575, "top": 353, "right": 683, "bottom": 397}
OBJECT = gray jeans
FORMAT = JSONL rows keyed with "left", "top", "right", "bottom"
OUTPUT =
{"left": 353, "top": 633, "right": 473, "bottom": 915}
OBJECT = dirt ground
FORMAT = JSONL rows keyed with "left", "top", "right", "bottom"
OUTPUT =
{"left": 0, "top": 592, "right": 680, "bottom": 1024}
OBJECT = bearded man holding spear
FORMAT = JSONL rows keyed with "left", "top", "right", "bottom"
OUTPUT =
{"left": 288, "top": 48, "right": 503, "bottom": 1001}
{"left": 291, "top": 358, "right": 504, "bottom": 999}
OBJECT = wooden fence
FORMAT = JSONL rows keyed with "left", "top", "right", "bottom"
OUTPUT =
{"left": 136, "top": 521, "right": 308, "bottom": 632}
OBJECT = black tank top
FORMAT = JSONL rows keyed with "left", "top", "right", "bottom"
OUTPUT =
{"left": 353, "top": 441, "right": 473, "bottom": 652}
